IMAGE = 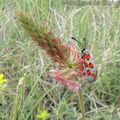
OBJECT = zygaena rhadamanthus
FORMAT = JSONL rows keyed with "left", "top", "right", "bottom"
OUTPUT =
{"left": 72, "top": 37, "right": 97, "bottom": 82}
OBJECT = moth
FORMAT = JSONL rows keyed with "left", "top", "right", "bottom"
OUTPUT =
{"left": 72, "top": 37, "right": 97, "bottom": 82}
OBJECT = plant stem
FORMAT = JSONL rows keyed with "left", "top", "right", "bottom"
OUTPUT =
{"left": 78, "top": 89, "right": 86, "bottom": 120}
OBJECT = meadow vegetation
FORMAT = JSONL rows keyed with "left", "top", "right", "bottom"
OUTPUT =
{"left": 0, "top": 0, "right": 120, "bottom": 120}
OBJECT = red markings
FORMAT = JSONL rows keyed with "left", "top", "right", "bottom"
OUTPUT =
{"left": 82, "top": 54, "right": 90, "bottom": 60}
{"left": 87, "top": 70, "right": 91, "bottom": 75}
{"left": 89, "top": 63, "right": 93, "bottom": 68}
{"left": 91, "top": 73, "right": 96, "bottom": 78}
{"left": 85, "top": 54, "right": 90, "bottom": 60}
{"left": 83, "top": 61, "right": 88, "bottom": 67}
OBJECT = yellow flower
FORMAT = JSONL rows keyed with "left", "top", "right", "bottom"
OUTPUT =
{"left": 0, "top": 74, "right": 7, "bottom": 91}
{"left": 0, "top": 74, "right": 7, "bottom": 84}
{"left": 36, "top": 110, "right": 49, "bottom": 120}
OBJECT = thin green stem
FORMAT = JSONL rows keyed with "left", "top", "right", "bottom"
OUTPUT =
{"left": 78, "top": 89, "right": 86, "bottom": 120}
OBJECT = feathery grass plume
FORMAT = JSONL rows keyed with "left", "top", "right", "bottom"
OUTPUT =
{"left": 17, "top": 12, "right": 85, "bottom": 92}
{"left": 17, "top": 12, "right": 68, "bottom": 65}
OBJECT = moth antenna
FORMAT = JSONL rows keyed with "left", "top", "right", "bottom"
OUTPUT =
{"left": 71, "top": 37, "right": 85, "bottom": 49}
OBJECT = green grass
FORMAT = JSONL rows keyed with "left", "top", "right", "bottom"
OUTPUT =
{"left": 0, "top": 0, "right": 120, "bottom": 120}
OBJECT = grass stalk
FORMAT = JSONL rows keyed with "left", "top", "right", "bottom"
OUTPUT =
{"left": 78, "top": 89, "right": 86, "bottom": 120}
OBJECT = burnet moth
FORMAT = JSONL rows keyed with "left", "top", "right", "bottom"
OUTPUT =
{"left": 72, "top": 37, "right": 97, "bottom": 82}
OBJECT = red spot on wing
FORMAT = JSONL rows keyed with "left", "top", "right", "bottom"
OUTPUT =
{"left": 82, "top": 54, "right": 90, "bottom": 60}
{"left": 89, "top": 63, "right": 93, "bottom": 68}
{"left": 83, "top": 61, "right": 88, "bottom": 67}
{"left": 87, "top": 70, "right": 91, "bottom": 75}
{"left": 85, "top": 54, "right": 90, "bottom": 60}
{"left": 91, "top": 73, "right": 96, "bottom": 78}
